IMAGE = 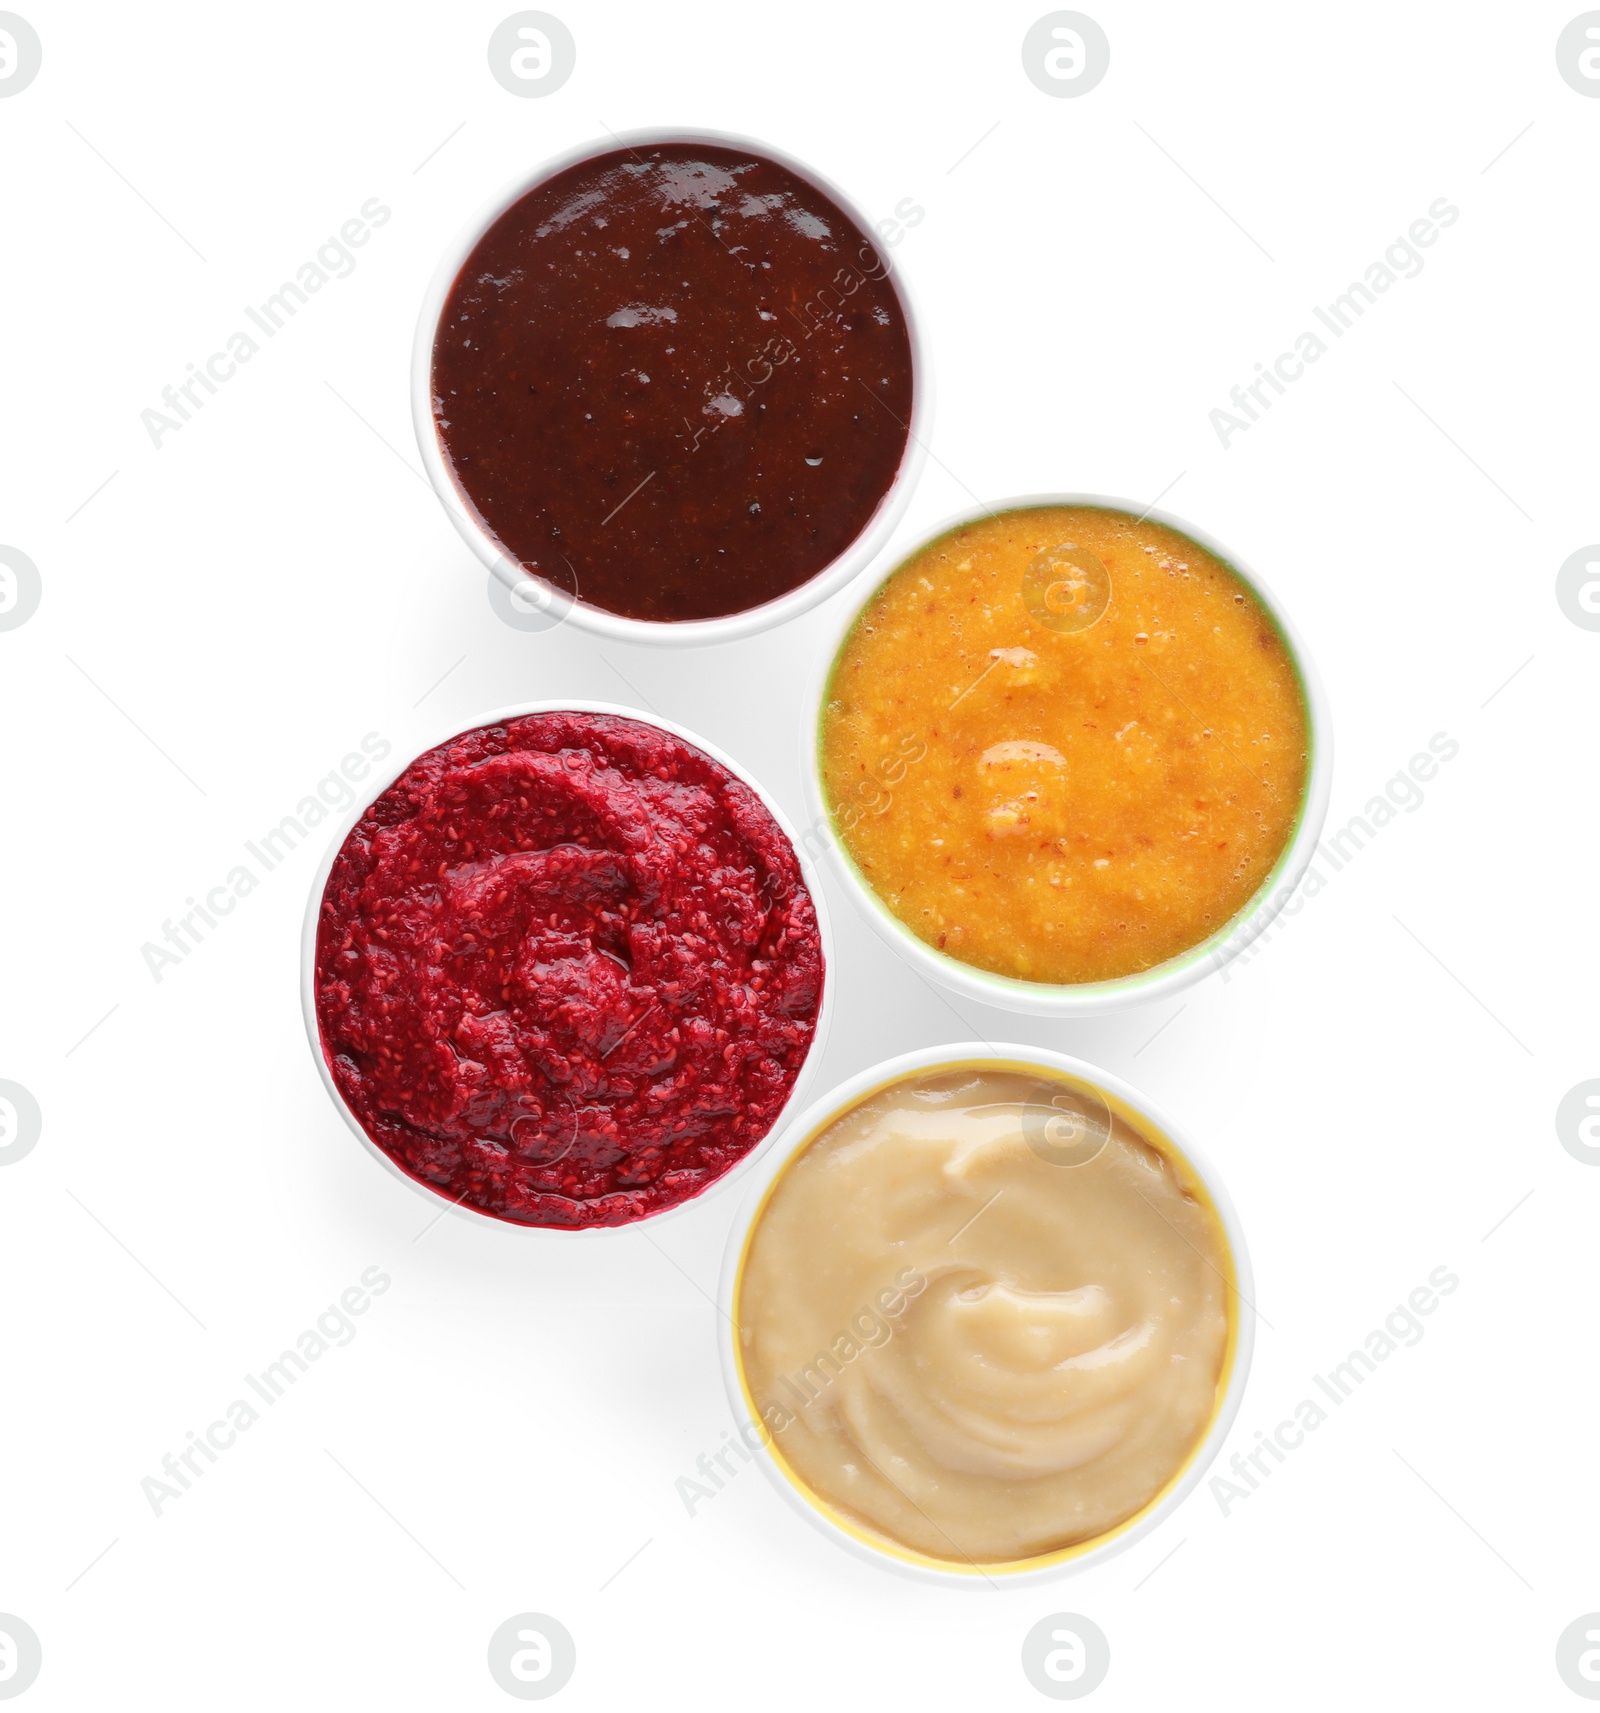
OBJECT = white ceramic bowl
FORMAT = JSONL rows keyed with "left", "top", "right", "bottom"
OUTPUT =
{"left": 300, "top": 700, "right": 835, "bottom": 1236}
{"left": 802, "top": 494, "right": 1333, "bottom": 1016}
{"left": 410, "top": 128, "right": 932, "bottom": 648}
{"left": 717, "top": 1041, "right": 1255, "bottom": 1584}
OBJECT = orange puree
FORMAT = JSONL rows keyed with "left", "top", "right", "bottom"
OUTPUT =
{"left": 820, "top": 505, "right": 1310, "bottom": 984}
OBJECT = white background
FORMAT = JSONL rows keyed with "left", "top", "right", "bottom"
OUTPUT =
{"left": 2, "top": 1, "right": 1596, "bottom": 1706}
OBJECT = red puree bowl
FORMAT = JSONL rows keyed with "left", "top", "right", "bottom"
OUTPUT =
{"left": 410, "top": 127, "right": 932, "bottom": 647}
{"left": 299, "top": 701, "right": 835, "bottom": 1235}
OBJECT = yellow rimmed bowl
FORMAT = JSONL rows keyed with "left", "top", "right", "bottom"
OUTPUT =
{"left": 716, "top": 1041, "right": 1254, "bottom": 1584}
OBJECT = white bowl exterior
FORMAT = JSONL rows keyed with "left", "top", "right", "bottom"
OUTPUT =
{"left": 410, "top": 128, "right": 932, "bottom": 648}
{"left": 802, "top": 494, "right": 1334, "bottom": 1016}
{"left": 717, "top": 1041, "right": 1256, "bottom": 1585}
{"left": 299, "top": 699, "right": 835, "bottom": 1237}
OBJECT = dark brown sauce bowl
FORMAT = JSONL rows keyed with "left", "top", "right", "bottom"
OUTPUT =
{"left": 412, "top": 129, "right": 931, "bottom": 646}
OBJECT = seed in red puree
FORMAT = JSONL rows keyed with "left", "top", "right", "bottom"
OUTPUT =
{"left": 314, "top": 712, "right": 824, "bottom": 1229}
{"left": 431, "top": 141, "right": 914, "bottom": 623}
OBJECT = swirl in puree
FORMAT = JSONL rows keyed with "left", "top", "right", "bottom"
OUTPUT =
{"left": 737, "top": 1066, "right": 1232, "bottom": 1565}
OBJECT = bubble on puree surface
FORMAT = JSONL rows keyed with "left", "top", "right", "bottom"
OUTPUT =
{"left": 737, "top": 1065, "right": 1233, "bottom": 1565}
{"left": 820, "top": 505, "right": 1310, "bottom": 984}
{"left": 314, "top": 712, "right": 823, "bottom": 1229}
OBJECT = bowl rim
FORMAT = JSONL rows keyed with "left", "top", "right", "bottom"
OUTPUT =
{"left": 799, "top": 493, "right": 1335, "bottom": 1015}
{"left": 716, "top": 1040, "right": 1256, "bottom": 1585}
{"left": 298, "top": 698, "right": 835, "bottom": 1237}
{"left": 409, "top": 125, "right": 933, "bottom": 648}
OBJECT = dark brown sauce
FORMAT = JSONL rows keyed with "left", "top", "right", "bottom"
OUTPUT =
{"left": 432, "top": 141, "right": 914, "bottom": 623}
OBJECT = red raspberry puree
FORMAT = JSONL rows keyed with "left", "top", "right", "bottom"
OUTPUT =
{"left": 314, "top": 712, "right": 823, "bottom": 1229}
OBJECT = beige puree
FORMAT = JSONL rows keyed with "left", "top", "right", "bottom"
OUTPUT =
{"left": 737, "top": 1067, "right": 1233, "bottom": 1566}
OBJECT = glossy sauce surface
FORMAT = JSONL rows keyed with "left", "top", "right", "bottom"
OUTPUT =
{"left": 821, "top": 506, "right": 1310, "bottom": 984}
{"left": 433, "top": 142, "right": 914, "bottom": 623}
